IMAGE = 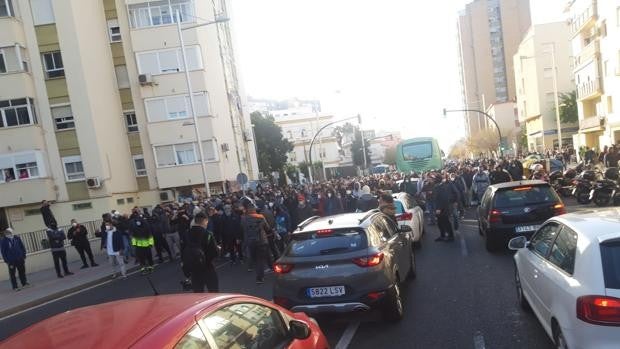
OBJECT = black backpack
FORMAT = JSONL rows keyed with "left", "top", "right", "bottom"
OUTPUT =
{"left": 182, "top": 240, "right": 206, "bottom": 271}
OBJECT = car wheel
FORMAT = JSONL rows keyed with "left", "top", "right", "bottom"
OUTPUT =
{"left": 383, "top": 281, "right": 404, "bottom": 322}
{"left": 407, "top": 250, "right": 416, "bottom": 280}
{"left": 514, "top": 264, "right": 530, "bottom": 311}
{"left": 554, "top": 327, "right": 568, "bottom": 349}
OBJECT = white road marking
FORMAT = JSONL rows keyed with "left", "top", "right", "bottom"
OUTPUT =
{"left": 334, "top": 320, "right": 360, "bottom": 349}
{"left": 0, "top": 261, "right": 231, "bottom": 321}
{"left": 474, "top": 331, "right": 486, "bottom": 349}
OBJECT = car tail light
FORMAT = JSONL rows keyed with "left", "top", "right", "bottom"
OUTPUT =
{"left": 553, "top": 203, "right": 566, "bottom": 215}
{"left": 316, "top": 229, "right": 333, "bottom": 236}
{"left": 489, "top": 209, "right": 502, "bottom": 224}
{"left": 397, "top": 212, "right": 413, "bottom": 221}
{"left": 274, "top": 263, "right": 294, "bottom": 274}
{"left": 577, "top": 295, "right": 620, "bottom": 326}
{"left": 352, "top": 252, "right": 384, "bottom": 267}
{"left": 366, "top": 291, "right": 386, "bottom": 301}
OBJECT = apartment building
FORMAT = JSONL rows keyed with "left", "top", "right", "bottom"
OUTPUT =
{"left": 0, "top": 0, "right": 258, "bottom": 235}
{"left": 568, "top": 0, "right": 620, "bottom": 151}
{"left": 513, "top": 22, "right": 577, "bottom": 152}
{"left": 484, "top": 102, "right": 520, "bottom": 153}
{"left": 457, "top": 0, "right": 531, "bottom": 137}
{"left": 275, "top": 113, "right": 340, "bottom": 180}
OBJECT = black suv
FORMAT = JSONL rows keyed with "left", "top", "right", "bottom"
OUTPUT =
{"left": 477, "top": 180, "right": 565, "bottom": 252}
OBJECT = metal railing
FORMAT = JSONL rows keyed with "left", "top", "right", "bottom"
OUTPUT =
{"left": 10, "top": 219, "right": 103, "bottom": 256}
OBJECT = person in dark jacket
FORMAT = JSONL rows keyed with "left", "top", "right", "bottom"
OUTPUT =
{"left": 507, "top": 159, "right": 524, "bottom": 181}
{"left": 149, "top": 213, "right": 173, "bottom": 263}
{"left": 46, "top": 223, "right": 73, "bottom": 278}
{"left": 68, "top": 219, "right": 98, "bottom": 269}
{"left": 432, "top": 175, "right": 456, "bottom": 242}
{"left": 378, "top": 193, "right": 397, "bottom": 224}
{"left": 489, "top": 164, "right": 513, "bottom": 184}
{"left": 40, "top": 200, "right": 57, "bottom": 228}
{"left": 324, "top": 189, "right": 343, "bottom": 216}
{"left": 241, "top": 199, "right": 270, "bottom": 284}
{"left": 221, "top": 203, "right": 243, "bottom": 263}
{"left": 183, "top": 212, "right": 219, "bottom": 293}
{"left": 295, "top": 195, "right": 314, "bottom": 226}
{"left": 1, "top": 228, "right": 30, "bottom": 291}
{"left": 356, "top": 185, "right": 379, "bottom": 212}
{"left": 100, "top": 221, "right": 126, "bottom": 278}
{"left": 131, "top": 211, "right": 154, "bottom": 274}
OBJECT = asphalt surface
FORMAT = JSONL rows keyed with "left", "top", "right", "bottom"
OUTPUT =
{"left": 1, "top": 204, "right": 584, "bottom": 348}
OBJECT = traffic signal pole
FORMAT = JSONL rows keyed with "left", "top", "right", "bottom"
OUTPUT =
{"left": 443, "top": 108, "right": 504, "bottom": 157}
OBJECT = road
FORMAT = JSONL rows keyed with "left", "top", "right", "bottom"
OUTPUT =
{"left": 0, "top": 204, "right": 578, "bottom": 348}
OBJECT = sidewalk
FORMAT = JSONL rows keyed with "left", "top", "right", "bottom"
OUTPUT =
{"left": 0, "top": 255, "right": 137, "bottom": 319}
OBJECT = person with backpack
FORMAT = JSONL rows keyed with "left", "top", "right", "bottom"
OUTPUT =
{"left": 240, "top": 198, "right": 271, "bottom": 284}
{"left": 182, "top": 212, "right": 219, "bottom": 293}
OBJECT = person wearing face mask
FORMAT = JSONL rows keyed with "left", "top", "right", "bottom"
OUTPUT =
{"left": 221, "top": 203, "right": 243, "bottom": 263}
{"left": 100, "top": 221, "right": 126, "bottom": 279}
{"left": 68, "top": 219, "right": 98, "bottom": 269}
{"left": 130, "top": 211, "right": 154, "bottom": 275}
{"left": 295, "top": 195, "right": 314, "bottom": 226}
{"left": 1, "top": 228, "right": 30, "bottom": 291}
{"left": 46, "top": 223, "right": 74, "bottom": 278}
{"left": 324, "top": 190, "right": 343, "bottom": 216}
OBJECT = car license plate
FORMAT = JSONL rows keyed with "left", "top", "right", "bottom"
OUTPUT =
{"left": 515, "top": 225, "right": 540, "bottom": 233}
{"left": 307, "top": 286, "right": 345, "bottom": 298}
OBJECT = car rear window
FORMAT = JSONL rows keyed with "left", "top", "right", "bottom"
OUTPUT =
{"left": 600, "top": 239, "right": 620, "bottom": 289}
{"left": 394, "top": 200, "right": 405, "bottom": 214}
{"left": 493, "top": 185, "right": 558, "bottom": 209}
{"left": 287, "top": 228, "right": 367, "bottom": 257}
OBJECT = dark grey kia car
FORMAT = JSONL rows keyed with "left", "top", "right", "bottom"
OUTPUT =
{"left": 273, "top": 210, "right": 416, "bottom": 322}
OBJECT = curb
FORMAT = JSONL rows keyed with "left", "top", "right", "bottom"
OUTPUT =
{"left": 0, "top": 265, "right": 141, "bottom": 319}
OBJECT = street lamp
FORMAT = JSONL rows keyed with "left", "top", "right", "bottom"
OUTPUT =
{"left": 443, "top": 108, "right": 504, "bottom": 157}
{"left": 520, "top": 42, "right": 563, "bottom": 150}
{"left": 176, "top": 11, "right": 229, "bottom": 197}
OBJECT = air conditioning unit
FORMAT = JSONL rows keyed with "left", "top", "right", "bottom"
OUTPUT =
{"left": 221, "top": 143, "right": 230, "bottom": 152}
{"left": 86, "top": 177, "right": 101, "bottom": 189}
{"left": 138, "top": 73, "right": 153, "bottom": 86}
{"left": 159, "top": 190, "right": 174, "bottom": 202}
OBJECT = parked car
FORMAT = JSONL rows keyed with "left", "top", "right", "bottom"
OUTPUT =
{"left": 509, "top": 209, "right": 620, "bottom": 349}
{"left": 477, "top": 180, "right": 565, "bottom": 252}
{"left": 1, "top": 294, "right": 329, "bottom": 349}
{"left": 273, "top": 211, "right": 416, "bottom": 322}
{"left": 392, "top": 192, "right": 425, "bottom": 248}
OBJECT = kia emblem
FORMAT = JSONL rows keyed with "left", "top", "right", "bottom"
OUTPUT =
{"left": 524, "top": 207, "right": 531, "bottom": 213}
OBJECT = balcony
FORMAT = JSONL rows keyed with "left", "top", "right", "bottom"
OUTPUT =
{"left": 576, "top": 78, "right": 602, "bottom": 100}
{"left": 573, "top": 40, "right": 600, "bottom": 69}
{"left": 569, "top": 1, "right": 597, "bottom": 38}
{"left": 579, "top": 115, "right": 605, "bottom": 132}
{"left": 155, "top": 162, "right": 223, "bottom": 189}
{"left": 0, "top": 71, "right": 35, "bottom": 98}
{"left": 0, "top": 178, "right": 56, "bottom": 207}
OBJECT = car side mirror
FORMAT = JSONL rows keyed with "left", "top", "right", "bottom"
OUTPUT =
{"left": 508, "top": 236, "right": 527, "bottom": 250}
{"left": 399, "top": 225, "right": 413, "bottom": 233}
{"left": 289, "top": 320, "right": 311, "bottom": 340}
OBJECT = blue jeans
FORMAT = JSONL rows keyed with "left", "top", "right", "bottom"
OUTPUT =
{"left": 122, "top": 235, "right": 134, "bottom": 258}
{"left": 426, "top": 200, "right": 436, "bottom": 224}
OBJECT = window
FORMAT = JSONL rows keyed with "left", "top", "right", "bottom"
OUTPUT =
{"left": 201, "top": 303, "right": 289, "bottom": 349}
{"left": 42, "top": 51, "right": 64, "bottom": 78}
{"left": 116, "top": 198, "right": 125, "bottom": 205}
{"left": 600, "top": 239, "right": 620, "bottom": 289}
{"left": 126, "top": 197, "right": 134, "bottom": 204}
{"left": 115, "top": 65, "right": 130, "bottom": 89}
{"left": 14, "top": 153, "right": 39, "bottom": 180}
{"left": 0, "top": 98, "right": 36, "bottom": 128}
{"left": 107, "top": 19, "right": 121, "bottom": 42}
{"left": 174, "top": 324, "right": 210, "bottom": 349}
{"left": 0, "top": 0, "right": 15, "bottom": 17}
{"left": 51, "top": 105, "right": 74, "bottom": 130}
{"left": 30, "top": 0, "right": 55, "bottom": 25}
{"left": 0, "top": 152, "right": 44, "bottom": 183}
{"left": 155, "top": 141, "right": 217, "bottom": 167}
{"left": 175, "top": 143, "right": 197, "bottom": 164}
{"left": 128, "top": 0, "right": 194, "bottom": 29}
{"left": 201, "top": 139, "right": 218, "bottom": 162}
{"left": 145, "top": 92, "right": 208, "bottom": 122}
{"left": 529, "top": 223, "right": 561, "bottom": 258}
{"left": 133, "top": 155, "right": 147, "bottom": 177}
{"left": 543, "top": 67, "right": 553, "bottom": 78}
{"left": 72, "top": 202, "right": 92, "bottom": 210}
{"left": 136, "top": 46, "right": 202, "bottom": 75}
{"left": 548, "top": 227, "right": 578, "bottom": 274}
{"left": 62, "top": 156, "right": 85, "bottom": 181}
{"left": 0, "top": 50, "right": 6, "bottom": 73}
{"left": 125, "top": 111, "right": 138, "bottom": 132}
{"left": 154, "top": 145, "right": 176, "bottom": 167}
{"left": 402, "top": 141, "right": 432, "bottom": 160}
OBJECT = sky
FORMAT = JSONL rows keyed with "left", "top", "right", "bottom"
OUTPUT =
{"left": 230, "top": 0, "right": 566, "bottom": 150}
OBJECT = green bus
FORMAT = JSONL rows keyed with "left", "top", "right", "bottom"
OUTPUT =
{"left": 395, "top": 137, "right": 443, "bottom": 173}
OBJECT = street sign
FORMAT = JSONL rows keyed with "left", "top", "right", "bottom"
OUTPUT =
{"left": 236, "top": 173, "right": 248, "bottom": 185}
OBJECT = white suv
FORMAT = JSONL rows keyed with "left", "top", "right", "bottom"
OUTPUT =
{"left": 509, "top": 209, "right": 620, "bottom": 349}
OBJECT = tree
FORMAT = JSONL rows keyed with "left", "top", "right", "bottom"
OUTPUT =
{"left": 383, "top": 145, "right": 397, "bottom": 165}
{"left": 333, "top": 122, "right": 356, "bottom": 154}
{"left": 351, "top": 127, "right": 371, "bottom": 168}
{"left": 518, "top": 126, "right": 528, "bottom": 152}
{"left": 251, "top": 112, "right": 294, "bottom": 174}
{"left": 448, "top": 138, "right": 469, "bottom": 159}
{"left": 558, "top": 90, "right": 577, "bottom": 124}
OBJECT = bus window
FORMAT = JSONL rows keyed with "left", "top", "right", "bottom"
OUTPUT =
{"left": 402, "top": 142, "right": 432, "bottom": 160}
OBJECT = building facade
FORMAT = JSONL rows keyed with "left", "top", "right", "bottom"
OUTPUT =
{"left": 457, "top": 0, "right": 531, "bottom": 137}
{"left": 513, "top": 22, "right": 578, "bottom": 152}
{"left": 568, "top": 0, "right": 620, "bottom": 152}
{"left": 0, "top": 0, "right": 257, "bottom": 234}
{"left": 485, "top": 102, "right": 520, "bottom": 153}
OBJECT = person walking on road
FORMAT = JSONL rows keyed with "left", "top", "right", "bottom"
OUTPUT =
{"left": 1, "top": 228, "right": 30, "bottom": 291}
{"left": 101, "top": 221, "right": 126, "bottom": 279}
{"left": 67, "top": 219, "right": 98, "bottom": 269}
{"left": 472, "top": 167, "right": 490, "bottom": 205}
{"left": 46, "top": 223, "right": 73, "bottom": 278}
{"left": 489, "top": 164, "right": 512, "bottom": 185}
{"left": 356, "top": 185, "right": 379, "bottom": 212}
{"left": 131, "top": 209, "right": 154, "bottom": 275}
{"left": 182, "top": 212, "right": 219, "bottom": 293}
{"left": 432, "top": 175, "right": 455, "bottom": 242}
{"left": 241, "top": 198, "right": 271, "bottom": 284}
